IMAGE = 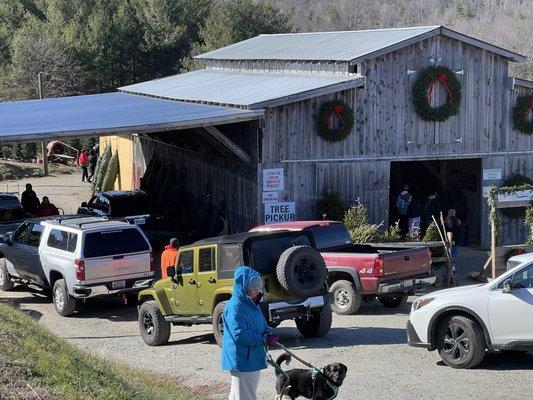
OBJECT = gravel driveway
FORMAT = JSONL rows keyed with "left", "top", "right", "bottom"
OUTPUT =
{"left": 1, "top": 288, "right": 531, "bottom": 400}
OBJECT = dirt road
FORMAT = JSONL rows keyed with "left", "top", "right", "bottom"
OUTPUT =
{"left": 1, "top": 288, "right": 531, "bottom": 400}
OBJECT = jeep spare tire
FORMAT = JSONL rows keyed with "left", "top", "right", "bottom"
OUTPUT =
{"left": 276, "top": 245, "right": 326, "bottom": 297}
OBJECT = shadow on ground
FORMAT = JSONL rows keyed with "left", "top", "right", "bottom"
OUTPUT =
{"left": 436, "top": 352, "right": 533, "bottom": 371}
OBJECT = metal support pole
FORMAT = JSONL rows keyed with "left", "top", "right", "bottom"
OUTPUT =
{"left": 38, "top": 72, "right": 49, "bottom": 176}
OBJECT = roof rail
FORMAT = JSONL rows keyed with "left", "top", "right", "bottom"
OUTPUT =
{"left": 75, "top": 217, "right": 112, "bottom": 229}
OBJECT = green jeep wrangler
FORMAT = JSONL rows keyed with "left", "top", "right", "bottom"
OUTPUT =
{"left": 137, "top": 230, "right": 332, "bottom": 346}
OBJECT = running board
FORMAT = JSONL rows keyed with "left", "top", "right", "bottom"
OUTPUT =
{"left": 164, "top": 315, "right": 212, "bottom": 325}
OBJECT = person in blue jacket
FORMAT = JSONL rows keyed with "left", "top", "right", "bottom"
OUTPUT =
{"left": 221, "top": 266, "right": 278, "bottom": 400}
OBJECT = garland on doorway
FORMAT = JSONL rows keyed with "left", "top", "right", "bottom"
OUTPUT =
{"left": 315, "top": 100, "right": 354, "bottom": 142}
{"left": 512, "top": 95, "right": 533, "bottom": 134}
{"left": 412, "top": 66, "right": 462, "bottom": 122}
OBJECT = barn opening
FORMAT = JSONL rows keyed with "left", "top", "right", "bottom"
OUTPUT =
{"left": 389, "top": 158, "right": 482, "bottom": 245}
{"left": 135, "top": 120, "right": 260, "bottom": 243}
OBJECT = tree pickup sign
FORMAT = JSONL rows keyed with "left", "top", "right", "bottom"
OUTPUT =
{"left": 264, "top": 202, "right": 295, "bottom": 224}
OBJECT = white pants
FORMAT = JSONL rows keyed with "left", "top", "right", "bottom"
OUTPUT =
{"left": 229, "top": 371, "right": 261, "bottom": 400}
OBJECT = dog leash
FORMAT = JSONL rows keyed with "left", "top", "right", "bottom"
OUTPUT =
{"left": 267, "top": 342, "right": 340, "bottom": 400}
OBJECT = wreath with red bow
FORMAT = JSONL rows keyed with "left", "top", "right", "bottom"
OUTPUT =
{"left": 412, "top": 66, "right": 462, "bottom": 122}
{"left": 316, "top": 100, "right": 354, "bottom": 142}
{"left": 512, "top": 95, "right": 533, "bottom": 134}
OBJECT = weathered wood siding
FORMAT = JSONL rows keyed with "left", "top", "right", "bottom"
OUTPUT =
{"left": 255, "top": 34, "right": 531, "bottom": 247}
{"left": 100, "top": 135, "right": 134, "bottom": 190}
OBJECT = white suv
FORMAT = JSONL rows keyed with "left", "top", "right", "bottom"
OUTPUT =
{"left": 0, "top": 216, "right": 154, "bottom": 316}
{"left": 407, "top": 259, "right": 533, "bottom": 368}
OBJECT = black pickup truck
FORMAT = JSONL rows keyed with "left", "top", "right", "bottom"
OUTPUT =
{"left": 0, "top": 193, "right": 26, "bottom": 236}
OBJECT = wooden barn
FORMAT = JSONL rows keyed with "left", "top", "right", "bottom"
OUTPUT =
{"left": 101, "top": 25, "right": 532, "bottom": 248}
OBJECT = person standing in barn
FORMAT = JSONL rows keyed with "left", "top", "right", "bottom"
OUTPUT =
{"left": 78, "top": 149, "right": 89, "bottom": 182}
{"left": 395, "top": 185, "right": 412, "bottom": 236}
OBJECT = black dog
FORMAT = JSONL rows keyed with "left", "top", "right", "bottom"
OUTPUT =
{"left": 275, "top": 353, "right": 348, "bottom": 400}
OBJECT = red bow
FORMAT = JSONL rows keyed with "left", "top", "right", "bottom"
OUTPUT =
{"left": 523, "top": 99, "right": 533, "bottom": 121}
{"left": 427, "top": 73, "right": 453, "bottom": 105}
{"left": 327, "top": 104, "right": 345, "bottom": 130}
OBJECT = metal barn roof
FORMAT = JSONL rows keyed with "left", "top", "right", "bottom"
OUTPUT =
{"left": 0, "top": 92, "right": 262, "bottom": 142}
{"left": 196, "top": 25, "right": 526, "bottom": 63}
{"left": 119, "top": 69, "right": 365, "bottom": 109}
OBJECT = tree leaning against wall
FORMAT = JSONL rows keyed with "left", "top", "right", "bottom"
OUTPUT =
{"left": 102, "top": 151, "right": 120, "bottom": 192}
{"left": 94, "top": 147, "right": 112, "bottom": 192}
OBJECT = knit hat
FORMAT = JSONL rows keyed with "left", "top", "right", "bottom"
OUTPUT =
{"left": 247, "top": 275, "right": 264, "bottom": 293}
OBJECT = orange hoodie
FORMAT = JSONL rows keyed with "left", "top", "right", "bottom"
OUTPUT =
{"left": 160, "top": 245, "right": 179, "bottom": 278}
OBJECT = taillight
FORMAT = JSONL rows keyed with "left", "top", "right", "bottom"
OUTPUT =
{"left": 374, "top": 258, "right": 384, "bottom": 277}
{"left": 150, "top": 252, "right": 155, "bottom": 272}
{"left": 75, "top": 259, "right": 85, "bottom": 281}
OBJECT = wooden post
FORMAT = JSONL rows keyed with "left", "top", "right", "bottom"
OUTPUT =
{"left": 38, "top": 72, "right": 49, "bottom": 176}
{"left": 491, "top": 217, "right": 496, "bottom": 280}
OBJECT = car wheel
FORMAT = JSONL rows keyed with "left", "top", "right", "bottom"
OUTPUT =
{"left": 139, "top": 300, "right": 171, "bottom": 346}
{"left": 378, "top": 294, "right": 407, "bottom": 308}
{"left": 329, "top": 280, "right": 361, "bottom": 315}
{"left": 276, "top": 246, "right": 327, "bottom": 297}
{"left": 295, "top": 304, "right": 332, "bottom": 338}
{"left": 52, "top": 279, "right": 77, "bottom": 317}
{"left": 437, "top": 315, "right": 486, "bottom": 369}
{"left": 212, "top": 301, "right": 228, "bottom": 347}
{"left": 0, "top": 260, "right": 14, "bottom": 291}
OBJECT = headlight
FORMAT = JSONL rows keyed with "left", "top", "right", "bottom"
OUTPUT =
{"left": 412, "top": 297, "right": 435, "bottom": 311}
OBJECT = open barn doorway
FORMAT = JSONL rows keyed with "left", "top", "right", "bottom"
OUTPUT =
{"left": 389, "top": 158, "right": 482, "bottom": 245}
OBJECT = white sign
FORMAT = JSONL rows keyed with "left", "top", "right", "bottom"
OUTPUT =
{"left": 263, "top": 168, "right": 284, "bottom": 192}
{"left": 483, "top": 169, "right": 502, "bottom": 181}
{"left": 264, "top": 202, "right": 295, "bottom": 224}
{"left": 496, "top": 190, "right": 533, "bottom": 209}
{"left": 262, "top": 191, "right": 279, "bottom": 203}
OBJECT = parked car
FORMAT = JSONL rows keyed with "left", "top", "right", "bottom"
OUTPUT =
{"left": 137, "top": 230, "right": 331, "bottom": 346}
{"left": 77, "top": 190, "right": 191, "bottom": 255}
{"left": 0, "top": 193, "right": 26, "bottom": 235}
{"left": 506, "top": 252, "right": 533, "bottom": 271}
{"left": 408, "top": 259, "right": 533, "bottom": 368}
{"left": 251, "top": 221, "right": 435, "bottom": 314}
{"left": 0, "top": 216, "right": 155, "bottom": 316}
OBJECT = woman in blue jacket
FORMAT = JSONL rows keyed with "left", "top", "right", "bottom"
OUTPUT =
{"left": 221, "top": 266, "right": 278, "bottom": 400}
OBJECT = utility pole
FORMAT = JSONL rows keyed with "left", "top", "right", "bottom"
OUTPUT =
{"left": 38, "top": 72, "right": 49, "bottom": 176}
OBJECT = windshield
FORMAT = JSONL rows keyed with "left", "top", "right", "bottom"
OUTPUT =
{"left": 83, "top": 228, "right": 150, "bottom": 258}
{"left": 310, "top": 224, "right": 352, "bottom": 250}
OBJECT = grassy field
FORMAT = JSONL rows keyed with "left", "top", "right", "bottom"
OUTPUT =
{"left": 0, "top": 302, "right": 198, "bottom": 400}
{"left": 0, "top": 161, "right": 77, "bottom": 181}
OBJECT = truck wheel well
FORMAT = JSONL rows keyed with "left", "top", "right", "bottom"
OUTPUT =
{"left": 212, "top": 294, "right": 231, "bottom": 312}
{"left": 327, "top": 271, "right": 354, "bottom": 286}
{"left": 48, "top": 270, "right": 63, "bottom": 288}
{"left": 429, "top": 308, "right": 492, "bottom": 350}
{"left": 138, "top": 295, "right": 154, "bottom": 304}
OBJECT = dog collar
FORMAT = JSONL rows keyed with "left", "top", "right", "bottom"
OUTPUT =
{"left": 311, "top": 368, "right": 339, "bottom": 400}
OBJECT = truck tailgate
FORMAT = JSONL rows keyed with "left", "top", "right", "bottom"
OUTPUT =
{"left": 84, "top": 252, "right": 151, "bottom": 283}
{"left": 380, "top": 247, "right": 431, "bottom": 280}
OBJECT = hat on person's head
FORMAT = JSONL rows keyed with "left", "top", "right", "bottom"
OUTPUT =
{"left": 403, "top": 185, "right": 410, "bottom": 191}
{"left": 169, "top": 238, "right": 179, "bottom": 248}
{"left": 247, "top": 275, "right": 264, "bottom": 293}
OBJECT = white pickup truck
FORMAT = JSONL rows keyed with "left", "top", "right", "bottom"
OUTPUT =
{"left": 0, "top": 216, "right": 154, "bottom": 316}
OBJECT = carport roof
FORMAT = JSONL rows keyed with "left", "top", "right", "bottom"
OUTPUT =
{"left": 0, "top": 92, "right": 262, "bottom": 142}
{"left": 119, "top": 69, "right": 365, "bottom": 109}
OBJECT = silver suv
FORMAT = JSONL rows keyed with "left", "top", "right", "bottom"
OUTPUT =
{"left": 0, "top": 216, "right": 154, "bottom": 316}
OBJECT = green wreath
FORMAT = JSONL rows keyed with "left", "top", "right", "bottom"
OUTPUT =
{"left": 315, "top": 100, "right": 354, "bottom": 142}
{"left": 512, "top": 95, "right": 533, "bottom": 134}
{"left": 412, "top": 66, "right": 462, "bottom": 122}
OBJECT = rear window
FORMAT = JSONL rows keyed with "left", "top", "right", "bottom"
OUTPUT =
{"left": 310, "top": 225, "right": 352, "bottom": 250}
{"left": 0, "top": 197, "right": 25, "bottom": 222}
{"left": 110, "top": 195, "right": 151, "bottom": 217}
{"left": 83, "top": 228, "right": 150, "bottom": 258}
{"left": 47, "top": 229, "right": 78, "bottom": 253}
{"left": 218, "top": 244, "right": 243, "bottom": 280}
{"left": 250, "top": 234, "right": 311, "bottom": 274}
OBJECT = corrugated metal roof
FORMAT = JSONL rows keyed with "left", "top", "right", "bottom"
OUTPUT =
{"left": 196, "top": 25, "right": 526, "bottom": 63}
{"left": 119, "top": 69, "right": 365, "bottom": 109}
{"left": 0, "top": 92, "right": 262, "bottom": 142}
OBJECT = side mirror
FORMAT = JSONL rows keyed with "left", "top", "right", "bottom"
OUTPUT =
{"left": 166, "top": 266, "right": 176, "bottom": 278}
{"left": 81, "top": 202, "right": 88, "bottom": 208}
{"left": 501, "top": 279, "right": 512, "bottom": 293}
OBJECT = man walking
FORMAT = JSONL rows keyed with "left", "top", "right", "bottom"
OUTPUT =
{"left": 160, "top": 238, "right": 179, "bottom": 278}
{"left": 79, "top": 150, "right": 89, "bottom": 182}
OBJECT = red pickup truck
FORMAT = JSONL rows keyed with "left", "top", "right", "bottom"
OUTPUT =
{"left": 251, "top": 221, "right": 435, "bottom": 315}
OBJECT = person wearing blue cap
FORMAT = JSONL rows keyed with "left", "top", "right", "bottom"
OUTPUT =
{"left": 221, "top": 266, "right": 279, "bottom": 400}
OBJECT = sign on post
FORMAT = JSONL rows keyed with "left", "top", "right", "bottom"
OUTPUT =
{"left": 483, "top": 169, "right": 502, "bottom": 181}
{"left": 264, "top": 202, "right": 295, "bottom": 224}
{"left": 263, "top": 168, "right": 284, "bottom": 192}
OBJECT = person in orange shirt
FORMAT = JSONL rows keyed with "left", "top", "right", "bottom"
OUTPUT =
{"left": 161, "top": 238, "right": 179, "bottom": 278}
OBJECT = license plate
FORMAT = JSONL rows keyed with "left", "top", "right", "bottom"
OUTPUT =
{"left": 133, "top": 218, "right": 145, "bottom": 225}
{"left": 112, "top": 280, "right": 126, "bottom": 290}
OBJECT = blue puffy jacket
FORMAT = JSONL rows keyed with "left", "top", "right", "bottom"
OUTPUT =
{"left": 221, "top": 267, "right": 271, "bottom": 372}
